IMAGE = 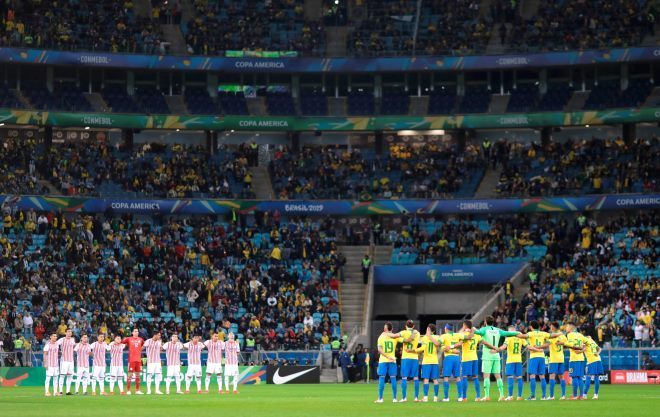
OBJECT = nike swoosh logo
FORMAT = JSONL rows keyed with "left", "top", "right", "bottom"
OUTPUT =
{"left": 272, "top": 368, "right": 316, "bottom": 384}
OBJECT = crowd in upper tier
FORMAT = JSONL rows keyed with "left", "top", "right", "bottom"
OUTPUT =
{"left": 0, "top": 0, "right": 655, "bottom": 56}
{"left": 0, "top": 211, "right": 345, "bottom": 355}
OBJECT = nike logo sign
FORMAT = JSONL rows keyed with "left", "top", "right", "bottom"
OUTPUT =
{"left": 272, "top": 368, "right": 316, "bottom": 384}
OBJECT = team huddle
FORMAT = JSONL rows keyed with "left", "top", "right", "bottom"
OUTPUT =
{"left": 42, "top": 328, "right": 241, "bottom": 397}
{"left": 375, "top": 317, "right": 604, "bottom": 403}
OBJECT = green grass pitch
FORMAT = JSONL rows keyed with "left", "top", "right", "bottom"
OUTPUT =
{"left": 0, "top": 384, "right": 657, "bottom": 417}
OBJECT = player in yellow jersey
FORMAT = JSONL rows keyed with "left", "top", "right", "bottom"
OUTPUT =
{"left": 374, "top": 322, "right": 406, "bottom": 403}
{"left": 407, "top": 324, "right": 441, "bottom": 403}
{"left": 556, "top": 322, "right": 587, "bottom": 400}
{"left": 459, "top": 320, "right": 483, "bottom": 401}
{"left": 526, "top": 320, "right": 552, "bottom": 400}
{"left": 583, "top": 336, "right": 603, "bottom": 399}
{"left": 547, "top": 321, "right": 568, "bottom": 400}
{"left": 398, "top": 320, "right": 421, "bottom": 402}
{"left": 438, "top": 323, "right": 464, "bottom": 402}
{"left": 498, "top": 325, "right": 528, "bottom": 401}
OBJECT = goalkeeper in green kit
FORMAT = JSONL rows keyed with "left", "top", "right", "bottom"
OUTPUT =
{"left": 472, "top": 316, "right": 526, "bottom": 401}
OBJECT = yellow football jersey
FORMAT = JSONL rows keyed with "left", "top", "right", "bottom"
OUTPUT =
{"left": 565, "top": 331, "right": 586, "bottom": 362}
{"left": 584, "top": 337, "right": 601, "bottom": 364}
{"left": 399, "top": 329, "right": 421, "bottom": 360}
{"left": 439, "top": 332, "right": 464, "bottom": 356}
{"left": 549, "top": 334, "right": 567, "bottom": 364}
{"left": 377, "top": 333, "right": 401, "bottom": 363}
{"left": 527, "top": 330, "right": 550, "bottom": 359}
{"left": 417, "top": 335, "right": 440, "bottom": 365}
{"left": 460, "top": 334, "right": 482, "bottom": 362}
{"left": 504, "top": 336, "right": 528, "bottom": 364}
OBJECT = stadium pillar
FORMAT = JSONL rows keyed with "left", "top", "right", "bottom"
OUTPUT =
{"left": 541, "top": 127, "right": 551, "bottom": 148}
{"left": 622, "top": 123, "right": 636, "bottom": 145}
{"left": 375, "top": 130, "right": 383, "bottom": 155}
{"left": 290, "top": 131, "right": 300, "bottom": 153}
{"left": 44, "top": 125, "right": 53, "bottom": 149}
{"left": 122, "top": 129, "right": 134, "bottom": 150}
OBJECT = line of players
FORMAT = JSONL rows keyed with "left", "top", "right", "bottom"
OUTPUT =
{"left": 375, "top": 317, "right": 604, "bottom": 403}
{"left": 42, "top": 328, "right": 242, "bottom": 397}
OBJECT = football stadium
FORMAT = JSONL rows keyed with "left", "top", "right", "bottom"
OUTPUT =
{"left": 0, "top": 0, "right": 658, "bottom": 416}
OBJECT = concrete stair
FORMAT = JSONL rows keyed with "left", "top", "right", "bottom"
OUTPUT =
{"left": 488, "top": 94, "right": 510, "bottom": 113}
{"left": 39, "top": 180, "right": 59, "bottom": 194}
{"left": 180, "top": 0, "right": 196, "bottom": 25}
{"left": 162, "top": 24, "right": 188, "bottom": 55}
{"left": 565, "top": 91, "right": 590, "bottom": 111}
{"left": 474, "top": 167, "right": 502, "bottom": 198}
{"left": 643, "top": 86, "right": 660, "bottom": 107}
{"left": 328, "top": 97, "right": 347, "bottom": 116}
{"left": 338, "top": 245, "right": 371, "bottom": 335}
{"left": 165, "top": 95, "right": 188, "bottom": 114}
{"left": 326, "top": 27, "right": 351, "bottom": 57}
{"left": 250, "top": 166, "right": 275, "bottom": 199}
{"left": 485, "top": 23, "right": 510, "bottom": 54}
{"left": 133, "top": 0, "right": 152, "bottom": 18}
{"left": 520, "top": 0, "right": 541, "bottom": 20}
{"left": 246, "top": 97, "right": 268, "bottom": 116}
{"left": 11, "top": 89, "right": 32, "bottom": 109}
{"left": 409, "top": 96, "right": 429, "bottom": 116}
{"left": 84, "top": 93, "right": 109, "bottom": 112}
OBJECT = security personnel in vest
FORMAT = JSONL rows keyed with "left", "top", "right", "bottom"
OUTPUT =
{"left": 331, "top": 338, "right": 341, "bottom": 368}
{"left": 245, "top": 333, "right": 256, "bottom": 353}
{"left": 13, "top": 335, "right": 24, "bottom": 366}
{"left": 361, "top": 254, "right": 371, "bottom": 284}
{"left": 482, "top": 138, "right": 492, "bottom": 162}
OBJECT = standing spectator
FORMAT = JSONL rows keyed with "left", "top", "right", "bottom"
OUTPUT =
{"left": 23, "top": 311, "right": 33, "bottom": 336}
{"left": 338, "top": 347, "right": 351, "bottom": 383}
{"left": 330, "top": 337, "right": 341, "bottom": 368}
{"left": 356, "top": 348, "right": 368, "bottom": 382}
{"left": 361, "top": 254, "right": 371, "bottom": 284}
{"left": 634, "top": 321, "right": 644, "bottom": 347}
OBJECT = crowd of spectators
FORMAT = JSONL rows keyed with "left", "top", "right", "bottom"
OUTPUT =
{"left": 269, "top": 143, "right": 484, "bottom": 200}
{"left": 0, "top": 1, "right": 165, "bottom": 54}
{"left": 184, "top": 0, "right": 325, "bottom": 56}
{"left": 502, "top": 0, "right": 656, "bottom": 52}
{"left": 492, "top": 137, "right": 659, "bottom": 197}
{"left": 1, "top": 139, "right": 258, "bottom": 199}
{"left": 0, "top": 210, "right": 346, "bottom": 358}
{"left": 490, "top": 212, "right": 658, "bottom": 348}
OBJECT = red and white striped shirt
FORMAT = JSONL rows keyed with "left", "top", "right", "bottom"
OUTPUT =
{"left": 143, "top": 339, "right": 162, "bottom": 364}
{"left": 43, "top": 341, "right": 60, "bottom": 368}
{"left": 57, "top": 337, "right": 76, "bottom": 363}
{"left": 74, "top": 343, "right": 91, "bottom": 368}
{"left": 90, "top": 341, "right": 109, "bottom": 367}
{"left": 162, "top": 342, "right": 183, "bottom": 366}
{"left": 224, "top": 340, "right": 240, "bottom": 366}
{"left": 204, "top": 340, "right": 225, "bottom": 364}
{"left": 110, "top": 343, "right": 125, "bottom": 367}
{"left": 183, "top": 341, "right": 204, "bottom": 365}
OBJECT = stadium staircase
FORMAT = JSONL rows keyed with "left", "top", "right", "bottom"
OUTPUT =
{"left": 84, "top": 93, "right": 110, "bottom": 112}
{"left": 180, "top": 0, "right": 196, "bottom": 25}
{"left": 162, "top": 25, "right": 188, "bottom": 55}
{"left": 474, "top": 166, "right": 503, "bottom": 198}
{"left": 409, "top": 96, "right": 429, "bottom": 116}
{"left": 304, "top": 0, "right": 323, "bottom": 20}
{"left": 488, "top": 94, "right": 510, "bottom": 113}
{"left": 520, "top": 0, "right": 541, "bottom": 20}
{"left": 246, "top": 97, "right": 268, "bottom": 116}
{"left": 165, "top": 95, "right": 188, "bottom": 114}
{"left": 565, "top": 90, "right": 590, "bottom": 111}
{"left": 337, "top": 245, "right": 371, "bottom": 338}
{"left": 326, "top": 27, "right": 351, "bottom": 57}
{"left": 643, "top": 86, "right": 660, "bottom": 107}
{"left": 250, "top": 166, "right": 275, "bottom": 199}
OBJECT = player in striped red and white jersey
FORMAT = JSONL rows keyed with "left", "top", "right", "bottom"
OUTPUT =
{"left": 183, "top": 335, "right": 205, "bottom": 393}
{"left": 109, "top": 336, "right": 127, "bottom": 395}
{"left": 224, "top": 332, "right": 241, "bottom": 394}
{"left": 57, "top": 329, "right": 76, "bottom": 395}
{"left": 43, "top": 334, "right": 61, "bottom": 396}
{"left": 73, "top": 335, "right": 91, "bottom": 395}
{"left": 143, "top": 332, "right": 163, "bottom": 395}
{"left": 89, "top": 334, "right": 110, "bottom": 395}
{"left": 162, "top": 334, "right": 184, "bottom": 394}
{"left": 204, "top": 332, "right": 225, "bottom": 393}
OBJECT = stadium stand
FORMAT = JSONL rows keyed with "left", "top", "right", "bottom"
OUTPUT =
{"left": 268, "top": 143, "right": 484, "bottom": 200}
{"left": 0, "top": 213, "right": 344, "bottom": 350}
